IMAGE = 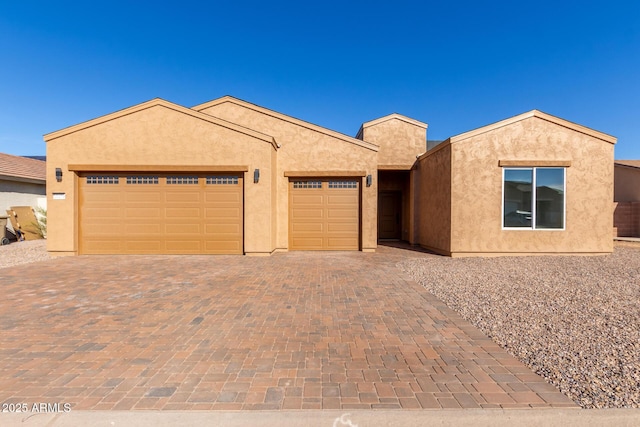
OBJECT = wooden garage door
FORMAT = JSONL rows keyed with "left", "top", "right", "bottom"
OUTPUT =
{"left": 79, "top": 174, "right": 243, "bottom": 254}
{"left": 289, "top": 179, "right": 359, "bottom": 250}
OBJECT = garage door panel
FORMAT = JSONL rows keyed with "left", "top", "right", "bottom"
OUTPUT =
{"left": 165, "top": 191, "right": 201, "bottom": 203}
{"left": 206, "top": 223, "right": 241, "bottom": 234}
{"left": 289, "top": 179, "right": 359, "bottom": 251}
{"left": 292, "top": 223, "right": 323, "bottom": 232}
{"left": 82, "top": 240, "right": 122, "bottom": 253}
{"left": 290, "top": 237, "right": 324, "bottom": 249}
{"left": 327, "top": 209, "right": 358, "bottom": 219}
{"left": 84, "top": 207, "right": 121, "bottom": 218}
{"left": 165, "top": 223, "right": 201, "bottom": 234}
{"left": 326, "top": 239, "right": 359, "bottom": 249}
{"left": 327, "top": 223, "right": 358, "bottom": 232}
{"left": 205, "top": 241, "right": 241, "bottom": 251}
{"left": 163, "top": 240, "right": 202, "bottom": 251}
{"left": 291, "top": 194, "right": 324, "bottom": 205}
{"left": 205, "top": 192, "right": 241, "bottom": 203}
{"left": 166, "top": 207, "right": 200, "bottom": 218}
{"left": 205, "top": 208, "right": 241, "bottom": 218}
{"left": 125, "top": 224, "right": 162, "bottom": 234}
{"left": 82, "top": 225, "right": 120, "bottom": 235}
{"left": 125, "top": 208, "right": 161, "bottom": 218}
{"left": 125, "top": 192, "right": 161, "bottom": 203}
{"left": 79, "top": 174, "right": 243, "bottom": 254}
{"left": 82, "top": 191, "right": 122, "bottom": 203}
{"left": 291, "top": 208, "right": 323, "bottom": 219}
{"left": 327, "top": 194, "right": 358, "bottom": 204}
{"left": 125, "top": 240, "right": 163, "bottom": 251}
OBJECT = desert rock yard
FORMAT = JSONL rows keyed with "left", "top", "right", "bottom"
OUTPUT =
{"left": 0, "top": 240, "right": 50, "bottom": 269}
{"left": 401, "top": 243, "right": 640, "bottom": 408}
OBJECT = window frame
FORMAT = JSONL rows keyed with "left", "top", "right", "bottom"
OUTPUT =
{"left": 501, "top": 167, "right": 566, "bottom": 231}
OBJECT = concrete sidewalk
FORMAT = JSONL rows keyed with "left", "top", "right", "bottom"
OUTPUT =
{"left": 1, "top": 409, "right": 639, "bottom": 427}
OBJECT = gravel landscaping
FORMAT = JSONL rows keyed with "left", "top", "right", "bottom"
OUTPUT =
{"left": 401, "top": 244, "right": 640, "bottom": 409}
{"left": 0, "top": 239, "right": 50, "bottom": 269}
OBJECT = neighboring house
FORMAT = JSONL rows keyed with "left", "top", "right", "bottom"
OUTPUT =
{"left": 613, "top": 160, "right": 640, "bottom": 237}
{"left": 44, "top": 96, "right": 616, "bottom": 256}
{"left": 0, "top": 152, "right": 46, "bottom": 213}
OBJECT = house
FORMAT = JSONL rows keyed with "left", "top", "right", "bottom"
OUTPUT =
{"left": 415, "top": 111, "right": 615, "bottom": 256}
{"left": 0, "top": 153, "right": 46, "bottom": 213}
{"left": 613, "top": 161, "right": 640, "bottom": 237}
{"left": 44, "top": 96, "right": 616, "bottom": 256}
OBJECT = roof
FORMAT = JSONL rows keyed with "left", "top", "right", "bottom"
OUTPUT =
{"left": 360, "top": 113, "right": 428, "bottom": 130}
{"left": 0, "top": 153, "right": 46, "bottom": 183}
{"left": 193, "top": 96, "right": 379, "bottom": 152}
{"left": 44, "top": 98, "right": 278, "bottom": 150}
{"left": 449, "top": 110, "right": 617, "bottom": 145}
{"left": 356, "top": 113, "right": 428, "bottom": 140}
{"left": 615, "top": 160, "right": 640, "bottom": 169}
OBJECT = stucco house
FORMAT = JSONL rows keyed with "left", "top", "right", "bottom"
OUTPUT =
{"left": 0, "top": 153, "right": 46, "bottom": 213}
{"left": 613, "top": 160, "right": 640, "bottom": 237}
{"left": 44, "top": 96, "right": 616, "bottom": 256}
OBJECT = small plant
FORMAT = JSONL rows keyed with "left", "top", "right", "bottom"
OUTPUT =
{"left": 33, "top": 207, "right": 47, "bottom": 239}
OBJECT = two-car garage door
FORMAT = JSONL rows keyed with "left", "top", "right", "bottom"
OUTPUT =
{"left": 79, "top": 174, "right": 243, "bottom": 254}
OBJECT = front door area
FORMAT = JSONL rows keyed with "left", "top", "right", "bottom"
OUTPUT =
{"left": 378, "top": 191, "right": 401, "bottom": 240}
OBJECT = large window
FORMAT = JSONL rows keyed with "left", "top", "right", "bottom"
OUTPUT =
{"left": 503, "top": 167, "right": 565, "bottom": 229}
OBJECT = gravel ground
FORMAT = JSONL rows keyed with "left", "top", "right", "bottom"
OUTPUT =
{"left": 0, "top": 239, "right": 50, "bottom": 269}
{"left": 401, "top": 244, "right": 640, "bottom": 409}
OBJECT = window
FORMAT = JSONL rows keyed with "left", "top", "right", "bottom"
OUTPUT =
{"left": 86, "top": 176, "right": 119, "bottom": 184}
{"left": 503, "top": 168, "right": 565, "bottom": 229}
{"left": 126, "top": 176, "right": 159, "bottom": 184}
{"left": 328, "top": 180, "right": 358, "bottom": 189}
{"left": 167, "top": 176, "right": 198, "bottom": 184}
{"left": 207, "top": 176, "right": 239, "bottom": 185}
{"left": 292, "top": 181, "right": 322, "bottom": 189}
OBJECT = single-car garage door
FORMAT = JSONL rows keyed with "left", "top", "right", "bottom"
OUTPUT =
{"left": 79, "top": 174, "right": 243, "bottom": 254}
{"left": 289, "top": 179, "right": 359, "bottom": 250}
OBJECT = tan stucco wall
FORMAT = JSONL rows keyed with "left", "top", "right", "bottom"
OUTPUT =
{"left": 46, "top": 104, "right": 275, "bottom": 255}
{"left": 614, "top": 165, "right": 640, "bottom": 202}
{"left": 361, "top": 118, "right": 426, "bottom": 167}
{"left": 448, "top": 116, "right": 614, "bottom": 255}
{"left": 198, "top": 101, "right": 379, "bottom": 251}
{"left": 415, "top": 143, "right": 452, "bottom": 254}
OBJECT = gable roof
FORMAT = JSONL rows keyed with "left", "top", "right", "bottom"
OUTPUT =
{"left": 0, "top": 152, "right": 46, "bottom": 183}
{"left": 449, "top": 110, "right": 617, "bottom": 145}
{"left": 193, "top": 96, "right": 378, "bottom": 152}
{"left": 615, "top": 160, "right": 640, "bottom": 170}
{"left": 356, "top": 113, "right": 428, "bottom": 139}
{"left": 44, "top": 98, "right": 278, "bottom": 149}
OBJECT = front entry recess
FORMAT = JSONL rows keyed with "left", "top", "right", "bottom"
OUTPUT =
{"left": 378, "top": 191, "right": 401, "bottom": 239}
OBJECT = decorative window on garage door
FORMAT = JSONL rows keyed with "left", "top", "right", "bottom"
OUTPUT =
{"left": 126, "top": 176, "right": 159, "bottom": 184}
{"left": 167, "top": 176, "right": 199, "bottom": 184}
{"left": 206, "top": 176, "right": 239, "bottom": 185}
{"left": 328, "top": 180, "right": 358, "bottom": 189}
{"left": 86, "top": 176, "right": 119, "bottom": 184}
{"left": 292, "top": 181, "right": 322, "bottom": 189}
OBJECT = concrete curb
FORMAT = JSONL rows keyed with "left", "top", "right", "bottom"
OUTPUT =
{"left": 1, "top": 409, "right": 639, "bottom": 427}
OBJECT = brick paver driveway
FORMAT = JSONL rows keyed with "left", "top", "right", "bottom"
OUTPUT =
{"left": 0, "top": 246, "right": 575, "bottom": 410}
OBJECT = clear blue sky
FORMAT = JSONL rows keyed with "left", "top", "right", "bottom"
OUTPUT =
{"left": 1, "top": 1, "right": 638, "bottom": 159}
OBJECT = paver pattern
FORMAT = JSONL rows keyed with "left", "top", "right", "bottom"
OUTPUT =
{"left": 0, "top": 246, "right": 576, "bottom": 410}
